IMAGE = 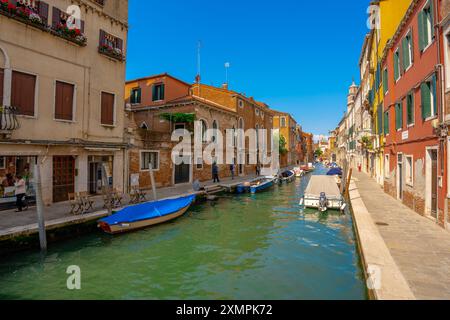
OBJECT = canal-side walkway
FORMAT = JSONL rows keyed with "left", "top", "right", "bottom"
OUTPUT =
{"left": 352, "top": 171, "right": 450, "bottom": 300}
{"left": 0, "top": 174, "right": 257, "bottom": 242}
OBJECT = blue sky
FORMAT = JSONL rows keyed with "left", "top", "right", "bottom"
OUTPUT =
{"left": 126, "top": 0, "right": 370, "bottom": 136}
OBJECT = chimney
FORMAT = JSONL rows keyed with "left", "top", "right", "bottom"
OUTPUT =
{"left": 222, "top": 83, "right": 228, "bottom": 90}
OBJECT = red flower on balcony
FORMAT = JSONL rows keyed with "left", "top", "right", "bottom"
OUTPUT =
{"left": 7, "top": 3, "right": 16, "bottom": 10}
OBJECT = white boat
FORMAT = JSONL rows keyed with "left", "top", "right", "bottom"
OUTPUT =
{"left": 299, "top": 176, "right": 345, "bottom": 212}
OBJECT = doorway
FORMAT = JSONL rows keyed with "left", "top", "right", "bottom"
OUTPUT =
{"left": 431, "top": 150, "right": 438, "bottom": 218}
{"left": 88, "top": 156, "right": 113, "bottom": 194}
{"left": 174, "top": 156, "right": 190, "bottom": 184}
{"left": 53, "top": 156, "right": 75, "bottom": 202}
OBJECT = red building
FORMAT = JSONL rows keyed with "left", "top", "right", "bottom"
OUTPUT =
{"left": 382, "top": 0, "right": 446, "bottom": 226}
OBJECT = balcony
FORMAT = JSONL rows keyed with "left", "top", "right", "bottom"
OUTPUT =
{"left": 0, "top": 106, "right": 20, "bottom": 136}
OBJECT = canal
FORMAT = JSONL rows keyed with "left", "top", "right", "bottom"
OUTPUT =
{"left": 0, "top": 166, "right": 367, "bottom": 299}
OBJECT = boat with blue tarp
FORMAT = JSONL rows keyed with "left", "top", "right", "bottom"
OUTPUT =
{"left": 250, "top": 177, "right": 275, "bottom": 194}
{"left": 98, "top": 195, "right": 196, "bottom": 234}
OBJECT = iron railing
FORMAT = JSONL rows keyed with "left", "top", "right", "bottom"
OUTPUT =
{"left": 0, "top": 106, "right": 20, "bottom": 131}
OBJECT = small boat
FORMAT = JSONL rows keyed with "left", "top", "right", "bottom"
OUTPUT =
{"left": 280, "top": 170, "right": 295, "bottom": 183}
{"left": 98, "top": 195, "right": 196, "bottom": 234}
{"left": 299, "top": 176, "right": 345, "bottom": 212}
{"left": 236, "top": 178, "right": 260, "bottom": 194}
{"left": 327, "top": 167, "right": 343, "bottom": 177}
{"left": 293, "top": 167, "right": 304, "bottom": 177}
{"left": 250, "top": 177, "right": 275, "bottom": 194}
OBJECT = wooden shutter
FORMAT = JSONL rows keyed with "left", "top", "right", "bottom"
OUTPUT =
{"left": 377, "top": 105, "right": 382, "bottom": 135}
{"left": 429, "top": 0, "right": 435, "bottom": 38}
{"left": 11, "top": 71, "right": 36, "bottom": 116}
{"left": 384, "top": 111, "right": 389, "bottom": 135}
{"left": 383, "top": 68, "right": 388, "bottom": 93}
{"left": 421, "top": 82, "right": 431, "bottom": 120}
{"left": 80, "top": 20, "right": 85, "bottom": 34}
{"left": 99, "top": 30, "right": 106, "bottom": 46}
{"left": 418, "top": 11, "right": 425, "bottom": 51}
{"left": 152, "top": 85, "right": 157, "bottom": 101}
{"left": 407, "top": 94, "right": 414, "bottom": 125}
{"left": 52, "top": 7, "right": 61, "bottom": 28}
{"left": 38, "top": 1, "right": 49, "bottom": 24}
{"left": 394, "top": 52, "right": 399, "bottom": 80}
{"left": 117, "top": 38, "right": 123, "bottom": 50}
{"left": 396, "top": 103, "right": 403, "bottom": 130}
{"left": 160, "top": 84, "right": 165, "bottom": 100}
{"left": 432, "top": 74, "right": 437, "bottom": 116}
{"left": 101, "top": 92, "right": 114, "bottom": 125}
{"left": 55, "top": 81, "right": 74, "bottom": 121}
{"left": 137, "top": 88, "right": 141, "bottom": 103}
{"left": 0, "top": 68, "right": 3, "bottom": 105}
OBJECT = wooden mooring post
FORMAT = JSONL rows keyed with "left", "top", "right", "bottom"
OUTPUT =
{"left": 345, "top": 168, "right": 353, "bottom": 201}
{"left": 34, "top": 162, "right": 47, "bottom": 252}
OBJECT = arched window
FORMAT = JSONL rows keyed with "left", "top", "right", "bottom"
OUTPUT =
{"left": 201, "top": 119, "right": 208, "bottom": 143}
{"left": 238, "top": 118, "right": 244, "bottom": 129}
{"left": 212, "top": 120, "right": 218, "bottom": 143}
{"left": 140, "top": 122, "right": 149, "bottom": 130}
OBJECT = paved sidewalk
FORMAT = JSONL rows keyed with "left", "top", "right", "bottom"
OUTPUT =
{"left": 0, "top": 174, "right": 256, "bottom": 235}
{"left": 353, "top": 171, "right": 450, "bottom": 300}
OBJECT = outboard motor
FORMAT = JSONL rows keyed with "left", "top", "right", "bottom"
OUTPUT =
{"left": 319, "top": 192, "right": 328, "bottom": 212}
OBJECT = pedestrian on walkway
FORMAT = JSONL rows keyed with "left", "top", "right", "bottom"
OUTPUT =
{"left": 230, "top": 163, "right": 235, "bottom": 180}
{"left": 14, "top": 175, "right": 26, "bottom": 212}
{"left": 256, "top": 164, "right": 261, "bottom": 176}
{"left": 212, "top": 162, "right": 220, "bottom": 183}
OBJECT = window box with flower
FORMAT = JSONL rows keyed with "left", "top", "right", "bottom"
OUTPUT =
{"left": 51, "top": 22, "right": 86, "bottom": 46}
{"left": 98, "top": 29, "right": 125, "bottom": 62}
{"left": 0, "top": 0, "right": 48, "bottom": 31}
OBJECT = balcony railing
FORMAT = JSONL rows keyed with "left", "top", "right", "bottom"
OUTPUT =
{"left": 0, "top": 106, "right": 20, "bottom": 132}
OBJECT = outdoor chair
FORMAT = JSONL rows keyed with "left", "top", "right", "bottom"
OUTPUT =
{"left": 68, "top": 193, "right": 82, "bottom": 215}
{"left": 79, "top": 191, "right": 94, "bottom": 213}
{"left": 112, "top": 188, "right": 124, "bottom": 207}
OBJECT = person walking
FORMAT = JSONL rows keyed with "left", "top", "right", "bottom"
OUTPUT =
{"left": 256, "top": 164, "right": 261, "bottom": 176}
{"left": 212, "top": 162, "right": 220, "bottom": 183}
{"left": 230, "top": 163, "right": 235, "bottom": 180}
{"left": 14, "top": 175, "right": 26, "bottom": 212}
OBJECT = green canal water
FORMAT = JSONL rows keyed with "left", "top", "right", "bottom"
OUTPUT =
{"left": 0, "top": 166, "right": 367, "bottom": 300}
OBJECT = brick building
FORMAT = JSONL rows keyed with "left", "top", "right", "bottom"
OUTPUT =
{"left": 382, "top": 0, "right": 445, "bottom": 225}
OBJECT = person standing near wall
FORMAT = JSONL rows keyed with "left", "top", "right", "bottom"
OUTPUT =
{"left": 14, "top": 175, "right": 26, "bottom": 212}
{"left": 212, "top": 162, "right": 220, "bottom": 183}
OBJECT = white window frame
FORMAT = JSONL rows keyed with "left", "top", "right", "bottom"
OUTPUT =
{"left": 405, "top": 155, "right": 414, "bottom": 187}
{"left": 422, "top": 1, "right": 434, "bottom": 52}
{"left": 139, "top": 150, "right": 160, "bottom": 172}
{"left": 238, "top": 99, "right": 244, "bottom": 109}
{"left": 53, "top": 79, "right": 77, "bottom": 123}
{"left": 255, "top": 108, "right": 260, "bottom": 116}
{"left": 406, "top": 92, "right": 415, "bottom": 127}
{"left": 424, "top": 78, "right": 437, "bottom": 121}
{"left": 394, "top": 49, "right": 401, "bottom": 82}
{"left": 130, "top": 87, "right": 141, "bottom": 105}
{"left": 200, "top": 118, "right": 209, "bottom": 143}
{"left": 404, "top": 30, "right": 414, "bottom": 72}
{"left": 281, "top": 116, "right": 287, "bottom": 128}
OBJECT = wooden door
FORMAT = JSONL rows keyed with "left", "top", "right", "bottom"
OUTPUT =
{"left": 431, "top": 150, "right": 438, "bottom": 218}
{"left": 53, "top": 156, "right": 75, "bottom": 202}
{"left": 174, "top": 156, "right": 190, "bottom": 184}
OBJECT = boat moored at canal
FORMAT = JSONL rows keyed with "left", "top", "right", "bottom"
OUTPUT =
{"left": 300, "top": 176, "right": 345, "bottom": 212}
{"left": 280, "top": 170, "right": 296, "bottom": 183}
{"left": 98, "top": 195, "right": 196, "bottom": 234}
{"left": 250, "top": 177, "right": 276, "bottom": 194}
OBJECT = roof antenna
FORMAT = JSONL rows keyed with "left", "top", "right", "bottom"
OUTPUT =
{"left": 225, "top": 62, "right": 230, "bottom": 86}
{"left": 196, "top": 41, "right": 201, "bottom": 84}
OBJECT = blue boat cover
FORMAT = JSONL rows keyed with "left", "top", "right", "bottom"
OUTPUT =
{"left": 99, "top": 195, "right": 196, "bottom": 225}
{"left": 327, "top": 168, "right": 343, "bottom": 176}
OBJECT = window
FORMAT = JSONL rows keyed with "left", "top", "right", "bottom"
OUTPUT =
{"left": 140, "top": 151, "right": 159, "bottom": 171}
{"left": 238, "top": 100, "right": 244, "bottom": 108}
{"left": 196, "top": 157, "right": 203, "bottom": 169}
{"left": 0, "top": 156, "right": 4, "bottom": 169}
{"left": 212, "top": 120, "right": 218, "bottom": 143}
{"left": 280, "top": 116, "right": 287, "bottom": 128}
{"left": 152, "top": 83, "right": 165, "bottom": 101}
{"left": 394, "top": 49, "right": 401, "bottom": 81}
{"left": 255, "top": 109, "right": 260, "bottom": 116}
{"left": 402, "top": 31, "right": 413, "bottom": 70}
{"left": 383, "top": 67, "right": 388, "bottom": 94}
{"left": 0, "top": 69, "right": 3, "bottom": 105}
{"left": 420, "top": 75, "right": 437, "bottom": 120}
{"left": 405, "top": 155, "right": 414, "bottom": 186}
{"left": 384, "top": 110, "right": 390, "bottom": 135}
{"left": 101, "top": 92, "right": 115, "bottom": 125}
{"left": 130, "top": 87, "right": 141, "bottom": 104}
{"left": 407, "top": 92, "right": 414, "bottom": 125}
{"left": 140, "top": 122, "right": 149, "bottom": 130}
{"left": 52, "top": 7, "right": 84, "bottom": 33}
{"left": 11, "top": 71, "right": 36, "bottom": 117}
{"left": 99, "top": 30, "right": 124, "bottom": 60}
{"left": 376, "top": 62, "right": 381, "bottom": 88}
{"left": 385, "top": 154, "right": 390, "bottom": 178}
{"left": 395, "top": 102, "right": 403, "bottom": 131}
{"left": 377, "top": 105, "right": 383, "bottom": 135}
{"left": 200, "top": 120, "right": 208, "bottom": 143}
{"left": 419, "top": 1, "right": 434, "bottom": 51}
{"left": 55, "top": 81, "right": 74, "bottom": 121}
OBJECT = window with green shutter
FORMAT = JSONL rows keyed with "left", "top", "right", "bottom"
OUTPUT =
{"left": 383, "top": 68, "right": 388, "bottom": 94}
{"left": 421, "top": 80, "right": 432, "bottom": 120}
{"left": 130, "top": 87, "right": 141, "bottom": 104}
{"left": 394, "top": 49, "right": 400, "bottom": 81}
{"left": 395, "top": 102, "right": 403, "bottom": 130}
{"left": 384, "top": 111, "right": 389, "bottom": 135}
{"left": 377, "top": 105, "right": 383, "bottom": 135}
{"left": 419, "top": 1, "right": 434, "bottom": 51}
{"left": 407, "top": 92, "right": 414, "bottom": 125}
{"left": 402, "top": 32, "right": 413, "bottom": 70}
{"left": 152, "top": 83, "right": 165, "bottom": 101}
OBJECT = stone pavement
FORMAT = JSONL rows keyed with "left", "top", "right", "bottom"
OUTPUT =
{"left": 0, "top": 174, "right": 257, "bottom": 236}
{"left": 353, "top": 171, "right": 450, "bottom": 300}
